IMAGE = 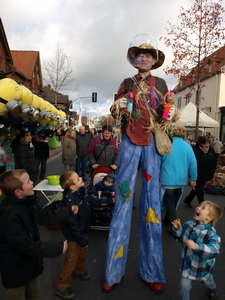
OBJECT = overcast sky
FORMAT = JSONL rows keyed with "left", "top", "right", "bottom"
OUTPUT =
{"left": 1, "top": 0, "right": 201, "bottom": 117}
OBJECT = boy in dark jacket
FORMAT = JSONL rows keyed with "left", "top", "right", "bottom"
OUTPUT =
{"left": 54, "top": 171, "right": 91, "bottom": 299}
{"left": 0, "top": 169, "right": 78, "bottom": 300}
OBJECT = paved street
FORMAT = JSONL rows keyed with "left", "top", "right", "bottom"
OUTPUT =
{"left": 0, "top": 152, "right": 224, "bottom": 300}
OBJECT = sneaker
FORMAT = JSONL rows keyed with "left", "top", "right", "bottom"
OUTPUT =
{"left": 208, "top": 288, "right": 216, "bottom": 299}
{"left": 183, "top": 199, "right": 193, "bottom": 208}
{"left": 74, "top": 271, "right": 90, "bottom": 280}
{"left": 54, "top": 289, "right": 75, "bottom": 299}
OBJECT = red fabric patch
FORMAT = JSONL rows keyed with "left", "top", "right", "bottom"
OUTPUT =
{"left": 143, "top": 169, "right": 152, "bottom": 182}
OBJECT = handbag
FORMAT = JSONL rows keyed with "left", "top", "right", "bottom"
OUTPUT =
{"left": 153, "top": 121, "right": 172, "bottom": 156}
{"left": 132, "top": 77, "right": 172, "bottom": 156}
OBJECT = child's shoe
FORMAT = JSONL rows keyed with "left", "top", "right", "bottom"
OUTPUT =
{"left": 208, "top": 288, "right": 216, "bottom": 299}
{"left": 54, "top": 289, "right": 75, "bottom": 299}
{"left": 74, "top": 271, "right": 90, "bottom": 280}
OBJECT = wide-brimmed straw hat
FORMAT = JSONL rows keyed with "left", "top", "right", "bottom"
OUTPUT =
{"left": 127, "top": 33, "right": 165, "bottom": 70}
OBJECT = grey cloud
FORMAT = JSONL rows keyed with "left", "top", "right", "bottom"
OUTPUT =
{"left": 1, "top": 0, "right": 190, "bottom": 116}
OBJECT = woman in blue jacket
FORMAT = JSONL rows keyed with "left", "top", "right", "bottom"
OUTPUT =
{"left": 160, "top": 126, "right": 197, "bottom": 231}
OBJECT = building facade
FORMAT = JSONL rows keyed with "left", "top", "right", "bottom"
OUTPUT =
{"left": 174, "top": 45, "right": 225, "bottom": 141}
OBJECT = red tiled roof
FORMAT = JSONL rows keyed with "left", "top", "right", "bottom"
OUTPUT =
{"left": 10, "top": 50, "right": 39, "bottom": 79}
{"left": 174, "top": 45, "right": 225, "bottom": 92}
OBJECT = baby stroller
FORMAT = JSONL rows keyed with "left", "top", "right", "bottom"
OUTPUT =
{"left": 88, "top": 166, "right": 115, "bottom": 230}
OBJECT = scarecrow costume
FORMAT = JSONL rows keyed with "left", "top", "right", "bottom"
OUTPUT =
{"left": 102, "top": 34, "right": 179, "bottom": 293}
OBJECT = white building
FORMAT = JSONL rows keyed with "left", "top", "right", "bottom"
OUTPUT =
{"left": 173, "top": 45, "right": 225, "bottom": 142}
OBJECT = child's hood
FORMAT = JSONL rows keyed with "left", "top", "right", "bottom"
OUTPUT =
{"left": 103, "top": 173, "right": 115, "bottom": 182}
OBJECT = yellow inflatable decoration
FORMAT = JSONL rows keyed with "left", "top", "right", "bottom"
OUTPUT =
{"left": 0, "top": 78, "right": 22, "bottom": 116}
{"left": 38, "top": 98, "right": 47, "bottom": 118}
{"left": 45, "top": 101, "right": 53, "bottom": 119}
{"left": 0, "top": 76, "right": 67, "bottom": 131}
{"left": 29, "top": 94, "right": 41, "bottom": 118}
{"left": 20, "top": 86, "right": 33, "bottom": 114}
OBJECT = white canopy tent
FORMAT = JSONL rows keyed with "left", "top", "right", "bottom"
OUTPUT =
{"left": 175, "top": 102, "right": 219, "bottom": 129}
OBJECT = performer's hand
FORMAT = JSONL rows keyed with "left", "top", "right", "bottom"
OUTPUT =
{"left": 119, "top": 97, "right": 127, "bottom": 109}
{"left": 63, "top": 240, "right": 68, "bottom": 253}
{"left": 171, "top": 218, "right": 182, "bottom": 229}
{"left": 167, "top": 105, "right": 176, "bottom": 120}
{"left": 71, "top": 205, "right": 79, "bottom": 214}
{"left": 185, "top": 239, "right": 196, "bottom": 250}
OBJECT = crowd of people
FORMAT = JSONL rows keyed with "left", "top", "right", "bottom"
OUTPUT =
{"left": 0, "top": 33, "right": 223, "bottom": 300}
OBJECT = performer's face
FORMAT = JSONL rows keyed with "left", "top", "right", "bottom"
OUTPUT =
{"left": 135, "top": 51, "right": 156, "bottom": 72}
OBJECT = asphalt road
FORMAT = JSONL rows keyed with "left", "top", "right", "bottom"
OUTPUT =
{"left": 0, "top": 153, "right": 224, "bottom": 300}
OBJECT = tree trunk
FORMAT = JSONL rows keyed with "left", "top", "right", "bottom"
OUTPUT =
{"left": 195, "top": 85, "right": 201, "bottom": 141}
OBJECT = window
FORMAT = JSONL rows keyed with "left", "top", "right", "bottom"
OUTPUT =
{"left": 178, "top": 97, "right": 182, "bottom": 108}
{"left": 185, "top": 93, "right": 191, "bottom": 105}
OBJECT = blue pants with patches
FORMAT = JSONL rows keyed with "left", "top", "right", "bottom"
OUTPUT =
{"left": 105, "top": 133, "right": 165, "bottom": 286}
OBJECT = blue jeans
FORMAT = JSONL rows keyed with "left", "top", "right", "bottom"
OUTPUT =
{"left": 180, "top": 276, "right": 216, "bottom": 300}
{"left": 76, "top": 156, "right": 87, "bottom": 178}
{"left": 105, "top": 133, "right": 165, "bottom": 286}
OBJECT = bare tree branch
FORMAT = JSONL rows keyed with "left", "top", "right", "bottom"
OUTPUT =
{"left": 160, "top": 0, "right": 225, "bottom": 139}
{"left": 161, "top": 0, "right": 225, "bottom": 79}
{"left": 42, "top": 43, "right": 75, "bottom": 92}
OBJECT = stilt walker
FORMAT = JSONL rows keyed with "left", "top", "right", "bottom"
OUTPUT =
{"left": 101, "top": 33, "right": 179, "bottom": 293}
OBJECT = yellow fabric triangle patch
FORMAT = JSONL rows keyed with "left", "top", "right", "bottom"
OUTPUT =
{"left": 114, "top": 245, "right": 124, "bottom": 258}
{"left": 146, "top": 208, "right": 160, "bottom": 224}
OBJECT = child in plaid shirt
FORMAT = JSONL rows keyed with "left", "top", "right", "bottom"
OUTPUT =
{"left": 172, "top": 201, "right": 222, "bottom": 300}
